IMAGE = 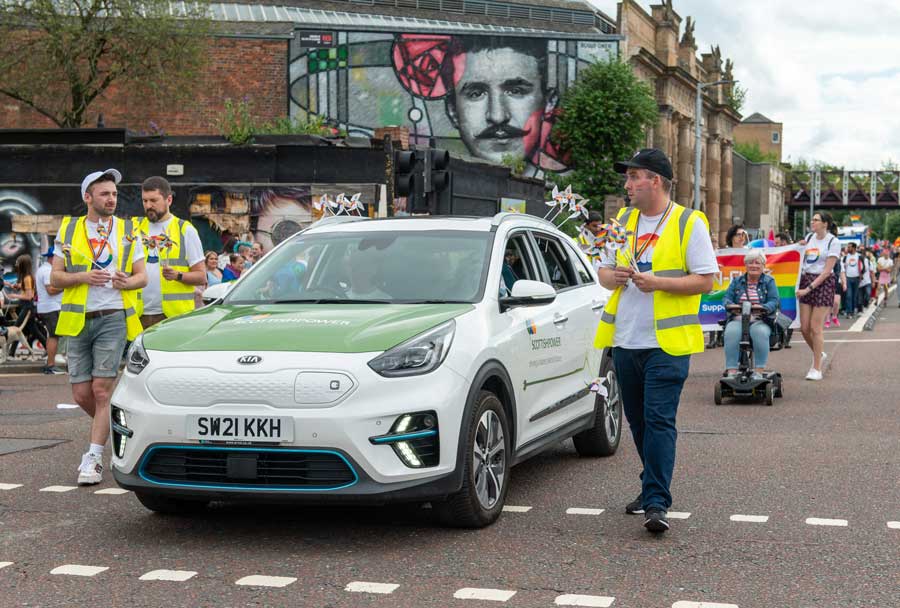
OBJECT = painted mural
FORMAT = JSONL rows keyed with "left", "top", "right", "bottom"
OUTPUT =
{"left": 0, "top": 190, "right": 44, "bottom": 281}
{"left": 290, "top": 32, "right": 616, "bottom": 177}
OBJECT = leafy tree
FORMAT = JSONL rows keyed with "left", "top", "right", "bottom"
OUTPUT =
{"left": 734, "top": 140, "right": 779, "bottom": 164}
{"left": 551, "top": 59, "right": 659, "bottom": 207}
{"left": 726, "top": 84, "right": 747, "bottom": 114}
{"left": 0, "top": 0, "right": 211, "bottom": 128}
{"left": 884, "top": 212, "right": 900, "bottom": 241}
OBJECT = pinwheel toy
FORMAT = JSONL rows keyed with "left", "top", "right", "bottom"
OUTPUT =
{"left": 60, "top": 243, "right": 105, "bottom": 270}
{"left": 313, "top": 193, "right": 335, "bottom": 215}
{"left": 543, "top": 185, "right": 567, "bottom": 220}
{"left": 344, "top": 193, "right": 365, "bottom": 216}
{"left": 588, "top": 377, "right": 609, "bottom": 398}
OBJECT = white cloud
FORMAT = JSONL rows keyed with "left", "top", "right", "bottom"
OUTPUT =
{"left": 586, "top": 0, "right": 900, "bottom": 168}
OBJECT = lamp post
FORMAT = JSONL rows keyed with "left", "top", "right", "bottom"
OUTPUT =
{"left": 693, "top": 79, "right": 736, "bottom": 210}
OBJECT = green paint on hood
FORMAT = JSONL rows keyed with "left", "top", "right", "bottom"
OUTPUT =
{"left": 142, "top": 303, "right": 474, "bottom": 353}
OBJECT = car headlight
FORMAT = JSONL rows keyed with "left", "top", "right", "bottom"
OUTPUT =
{"left": 368, "top": 320, "right": 455, "bottom": 377}
{"left": 126, "top": 335, "right": 150, "bottom": 375}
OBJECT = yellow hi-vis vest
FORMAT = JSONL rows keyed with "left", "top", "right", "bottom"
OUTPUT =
{"left": 137, "top": 216, "right": 196, "bottom": 319}
{"left": 56, "top": 216, "right": 143, "bottom": 340}
{"left": 593, "top": 202, "right": 709, "bottom": 356}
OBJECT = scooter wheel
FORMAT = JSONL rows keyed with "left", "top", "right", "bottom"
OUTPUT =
{"left": 765, "top": 383, "right": 774, "bottom": 406}
{"left": 774, "top": 377, "right": 784, "bottom": 398}
{"left": 714, "top": 382, "right": 723, "bottom": 405}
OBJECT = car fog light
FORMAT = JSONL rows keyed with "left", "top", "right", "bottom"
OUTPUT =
{"left": 111, "top": 406, "right": 133, "bottom": 459}
{"left": 369, "top": 411, "right": 439, "bottom": 468}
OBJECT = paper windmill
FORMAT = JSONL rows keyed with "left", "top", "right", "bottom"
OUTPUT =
{"left": 314, "top": 194, "right": 338, "bottom": 216}
{"left": 588, "top": 377, "right": 609, "bottom": 398}
{"left": 343, "top": 193, "right": 364, "bottom": 215}
{"left": 543, "top": 185, "right": 568, "bottom": 219}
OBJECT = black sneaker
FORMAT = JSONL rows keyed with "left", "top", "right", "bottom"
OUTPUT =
{"left": 644, "top": 507, "right": 670, "bottom": 533}
{"left": 625, "top": 494, "right": 644, "bottom": 514}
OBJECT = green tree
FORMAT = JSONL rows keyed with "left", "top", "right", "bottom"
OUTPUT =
{"left": 885, "top": 212, "right": 900, "bottom": 241}
{"left": 734, "top": 140, "right": 779, "bottom": 164}
{"left": 551, "top": 59, "right": 659, "bottom": 207}
{"left": 0, "top": 0, "right": 211, "bottom": 128}
{"left": 726, "top": 84, "right": 747, "bottom": 114}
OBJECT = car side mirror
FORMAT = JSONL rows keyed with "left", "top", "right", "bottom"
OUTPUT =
{"left": 500, "top": 280, "right": 557, "bottom": 311}
{"left": 202, "top": 281, "right": 233, "bottom": 305}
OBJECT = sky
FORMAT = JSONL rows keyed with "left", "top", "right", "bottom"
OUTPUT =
{"left": 587, "top": 0, "right": 900, "bottom": 169}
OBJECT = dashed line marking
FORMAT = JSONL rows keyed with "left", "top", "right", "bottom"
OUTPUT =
{"left": 139, "top": 569, "right": 198, "bottom": 582}
{"left": 94, "top": 488, "right": 130, "bottom": 495}
{"left": 887, "top": 521, "right": 900, "bottom": 529}
{"left": 40, "top": 485, "right": 78, "bottom": 493}
{"left": 345, "top": 581, "right": 399, "bottom": 594}
{"left": 0, "top": 483, "right": 23, "bottom": 490}
{"left": 555, "top": 593, "right": 616, "bottom": 607}
{"left": 235, "top": 575, "right": 296, "bottom": 588}
{"left": 566, "top": 508, "right": 605, "bottom": 516}
{"left": 502, "top": 505, "right": 533, "bottom": 513}
{"left": 453, "top": 587, "right": 517, "bottom": 602}
{"left": 730, "top": 514, "right": 769, "bottom": 523}
{"left": 668, "top": 511, "right": 692, "bottom": 519}
{"left": 805, "top": 517, "right": 848, "bottom": 527}
{"left": 0, "top": 562, "right": 13, "bottom": 570}
{"left": 50, "top": 564, "right": 109, "bottom": 577}
{"left": 672, "top": 602, "right": 739, "bottom": 608}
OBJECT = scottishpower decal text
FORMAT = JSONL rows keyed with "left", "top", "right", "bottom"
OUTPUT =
{"left": 531, "top": 337, "right": 562, "bottom": 350}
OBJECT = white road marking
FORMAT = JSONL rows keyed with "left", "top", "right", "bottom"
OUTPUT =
{"left": 235, "top": 575, "right": 296, "bottom": 587}
{"left": 94, "top": 488, "right": 130, "bottom": 495}
{"left": 824, "top": 339, "right": 900, "bottom": 343}
{"left": 730, "top": 514, "right": 769, "bottom": 523}
{"left": 667, "top": 511, "right": 692, "bottom": 519}
{"left": 56, "top": 403, "right": 80, "bottom": 409}
{"left": 40, "top": 485, "right": 77, "bottom": 492}
{"left": 502, "top": 505, "right": 532, "bottom": 513}
{"left": 345, "top": 581, "right": 399, "bottom": 594}
{"left": 0, "top": 562, "right": 13, "bottom": 570}
{"left": 805, "top": 517, "right": 848, "bottom": 527}
{"left": 555, "top": 593, "right": 616, "bottom": 607}
{"left": 453, "top": 587, "right": 517, "bottom": 602}
{"left": 566, "top": 508, "right": 605, "bottom": 515}
{"left": 50, "top": 564, "right": 109, "bottom": 577}
{"left": 139, "top": 569, "right": 197, "bottom": 582}
{"left": 849, "top": 284, "right": 895, "bottom": 332}
{"left": 0, "top": 483, "right": 23, "bottom": 490}
{"left": 887, "top": 521, "right": 900, "bottom": 529}
{"left": 672, "top": 602, "right": 739, "bottom": 608}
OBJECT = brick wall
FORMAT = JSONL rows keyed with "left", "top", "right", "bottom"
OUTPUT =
{"left": 0, "top": 36, "right": 288, "bottom": 134}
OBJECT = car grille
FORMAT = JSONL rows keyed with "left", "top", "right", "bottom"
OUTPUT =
{"left": 140, "top": 447, "right": 357, "bottom": 490}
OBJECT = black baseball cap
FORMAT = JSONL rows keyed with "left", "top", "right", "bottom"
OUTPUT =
{"left": 614, "top": 148, "right": 674, "bottom": 181}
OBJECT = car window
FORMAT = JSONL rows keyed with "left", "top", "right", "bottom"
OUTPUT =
{"left": 225, "top": 230, "right": 493, "bottom": 304}
{"left": 533, "top": 233, "right": 579, "bottom": 291}
{"left": 499, "top": 232, "right": 539, "bottom": 298}
{"left": 564, "top": 240, "right": 596, "bottom": 285}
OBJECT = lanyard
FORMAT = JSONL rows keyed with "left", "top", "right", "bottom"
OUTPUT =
{"left": 84, "top": 217, "right": 113, "bottom": 262}
{"left": 632, "top": 201, "right": 673, "bottom": 261}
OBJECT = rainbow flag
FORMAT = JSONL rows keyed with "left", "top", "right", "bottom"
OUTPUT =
{"left": 699, "top": 245, "right": 803, "bottom": 331}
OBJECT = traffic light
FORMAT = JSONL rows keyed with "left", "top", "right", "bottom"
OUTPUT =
{"left": 393, "top": 150, "right": 416, "bottom": 198}
{"left": 392, "top": 147, "right": 450, "bottom": 214}
{"left": 424, "top": 148, "right": 450, "bottom": 195}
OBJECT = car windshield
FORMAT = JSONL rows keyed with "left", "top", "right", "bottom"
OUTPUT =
{"left": 225, "top": 229, "right": 494, "bottom": 304}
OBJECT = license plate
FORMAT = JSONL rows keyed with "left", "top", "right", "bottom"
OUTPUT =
{"left": 187, "top": 415, "right": 293, "bottom": 442}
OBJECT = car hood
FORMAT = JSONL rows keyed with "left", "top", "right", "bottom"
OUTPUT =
{"left": 141, "top": 303, "right": 475, "bottom": 353}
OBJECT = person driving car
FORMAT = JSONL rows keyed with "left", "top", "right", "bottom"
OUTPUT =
{"left": 722, "top": 250, "right": 779, "bottom": 376}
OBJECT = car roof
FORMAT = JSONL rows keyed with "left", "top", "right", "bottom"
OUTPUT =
{"left": 302, "top": 213, "right": 561, "bottom": 235}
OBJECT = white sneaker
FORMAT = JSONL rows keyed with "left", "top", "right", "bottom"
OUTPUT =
{"left": 77, "top": 453, "right": 103, "bottom": 485}
{"left": 805, "top": 369, "right": 823, "bottom": 381}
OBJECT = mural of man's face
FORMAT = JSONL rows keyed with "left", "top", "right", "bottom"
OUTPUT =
{"left": 448, "top": 47, "right": 546, "bottom": 164}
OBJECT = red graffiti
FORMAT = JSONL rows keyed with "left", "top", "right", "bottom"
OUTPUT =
{"left": 392, "top": 34, "right": 465, "bottom": 100}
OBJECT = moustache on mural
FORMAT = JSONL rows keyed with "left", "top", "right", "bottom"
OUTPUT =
{"left": 475, "top": 123, "right": 531, "bottom": 141}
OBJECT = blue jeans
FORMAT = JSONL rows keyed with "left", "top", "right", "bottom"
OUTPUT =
{"left": 724, "top": 319, "right": 771, "bottom": 369}
{"left": 612, "top": 347, "right": 690, "bottom": 511}
{"left": 844, "top": 277, "right": 859, "bottom": 315}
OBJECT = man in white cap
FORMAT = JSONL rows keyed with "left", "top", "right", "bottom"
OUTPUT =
{"left": 51, "top": 169, "right": 147, "bottom": 485}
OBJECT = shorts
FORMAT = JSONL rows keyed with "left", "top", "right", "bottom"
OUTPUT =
{"left": 38, "top": 311, "right": 60, "bottom": 338}
{"left": 799, "top": 273, "right": 836, "bottom": 308}
{"left": 66, "top": 311, "right": 127, "bottom": 384}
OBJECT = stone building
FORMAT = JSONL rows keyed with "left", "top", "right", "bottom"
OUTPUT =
{"left": 615, "top": 0, "right": 742, "bottom": 246}
{"left": 732, "top": 153, "right": 787, "bottom": 237}
{"left": 733, "top": 112, "right": 784, "bottom": 162}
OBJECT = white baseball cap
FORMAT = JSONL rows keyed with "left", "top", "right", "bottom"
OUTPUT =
{"left": 81, "top": 168, "right": 122, "bottom": 199}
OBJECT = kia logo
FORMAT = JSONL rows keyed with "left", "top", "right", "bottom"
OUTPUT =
{"left": 237, "top": 355, "right": 262, "bottom": 365}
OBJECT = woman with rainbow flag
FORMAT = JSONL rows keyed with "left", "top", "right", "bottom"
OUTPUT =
{"left": 722, "top": 250, "right": 779, "bottom": 376}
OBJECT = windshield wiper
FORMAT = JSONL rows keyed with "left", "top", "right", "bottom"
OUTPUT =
{"left": 271, "top": 298, "right": 393, "bottom": 304}
{"left": 402, "top": 300, "right": 470, "bottom": 304}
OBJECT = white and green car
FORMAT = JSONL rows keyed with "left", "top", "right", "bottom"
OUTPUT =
{"left": 111, "top": 213, "right": 622, "bottom": 527}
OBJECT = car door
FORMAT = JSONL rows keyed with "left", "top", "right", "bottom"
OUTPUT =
{"left": 491, "top": 229, "right": 566, "bottom": 450}
{"left": 523, "top": 230, "right": 600, "bottom": 436}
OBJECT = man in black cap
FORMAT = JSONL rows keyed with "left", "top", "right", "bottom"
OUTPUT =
{"left": 593, "top": 148, "right": 717, "bottom": 534}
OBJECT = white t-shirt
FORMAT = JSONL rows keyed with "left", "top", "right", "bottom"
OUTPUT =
{"left": 843, "top": 253, "right": 860, "bottom": 278}
{"left": 55, "top": 217, "right": 145, "bottom": 313}
{"left": 877, "top": 257, "right": 894, "bottom": 271}
{"left": 599, "top": 207, "right": 718, "bottom": 349}
{"left": 35, "top": 261, "right": 62, "bottom": 314}
{"left": 801, "top": 233, "right": 840, "bottom": 275}
{"left": 860, "top": 257, "right": 873, "bottom": 286}
{"left": 141, "top": 216, "right": 205, "bottom": 315}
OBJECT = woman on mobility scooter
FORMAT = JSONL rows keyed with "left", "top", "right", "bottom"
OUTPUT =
{"left": 716, "top": 250, "right": 784, "bottom": 405}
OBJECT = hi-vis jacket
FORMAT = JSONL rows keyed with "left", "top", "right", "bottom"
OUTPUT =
{"left": 56, "top": 216, "right": 143, "bottom": 340}
{"left": 594, "top": 202, "right": 710, "bottom": 356}
{"left": 135, "top": 216, "right": 197, "bottom": 319}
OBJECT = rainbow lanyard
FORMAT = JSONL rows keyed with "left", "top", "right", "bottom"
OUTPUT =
{"left": 632, "top": 201, "right": 673, "bottom": 262}
{"left": 84, "top": 217, "right": 113, "bottom": 262}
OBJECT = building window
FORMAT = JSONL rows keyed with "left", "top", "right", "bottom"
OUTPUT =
{"left": 772, "top": 131, "right": 781, "bottom": 144}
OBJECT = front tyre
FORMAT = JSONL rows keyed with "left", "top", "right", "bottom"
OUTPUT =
{"left": 573, "top": 353, "right": 622, "bottom": 457}
{"left": 434, "top": 390, "right": 510, "bottom": 528}
{"left": 135, "top": 492, "right": 210, "bottom": 516}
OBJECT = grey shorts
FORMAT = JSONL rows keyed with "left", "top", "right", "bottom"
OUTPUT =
{"left": 66, "top": 311, "right": 127, "bottom": 384}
